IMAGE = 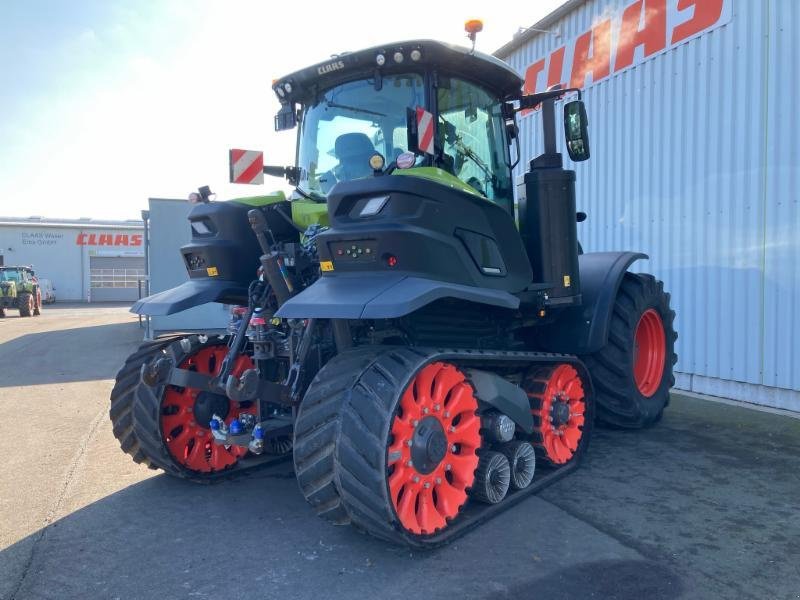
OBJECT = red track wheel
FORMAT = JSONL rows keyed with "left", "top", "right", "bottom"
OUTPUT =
{"left": 527, "top": 364, "right": 588, "bottom": 465}
{"left": 387, "top": 362, "right": 481, "bottom": 535}
{"left": 161, "top": 346, "right": 256, "bottom": 473}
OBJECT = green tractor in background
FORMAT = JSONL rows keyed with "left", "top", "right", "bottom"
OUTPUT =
{"left": 0, "top": 266, "right": 42, "bottom": 318}
{"left": 112, "top": 34, "right": 677, "bottom": 546}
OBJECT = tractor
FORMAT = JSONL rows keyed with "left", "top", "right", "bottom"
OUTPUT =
{"left": 0, "top": 266, "right": 42, "bottom": 318}
{"left": 111, "top": 36, "right": 676, "bottom": 546}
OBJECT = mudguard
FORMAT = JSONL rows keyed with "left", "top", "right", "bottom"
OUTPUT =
{"left": 131, "top": 279, "right": 247, "bottom": 316}
{"left": 538, "top": 251, "right": 647, "bottom": 354}
{"left": 274, "top": 273, "right": 520, "bottom": 319}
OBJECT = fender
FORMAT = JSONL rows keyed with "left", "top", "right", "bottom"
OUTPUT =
{"left": 274, "top": 273, "right": 520, "bottom": 319}
{"left": 131, "top": 279, "right": 247, "bottom": 316}
{"left": 538, "top": 251, "right": 648, "bottom": 354}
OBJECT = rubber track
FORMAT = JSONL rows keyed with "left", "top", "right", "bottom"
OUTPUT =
{"left": 294, "top": 345, "right": 593, "bottom": 547}
{"left": 110, "top": 335, "right": 286, "bottom": 483}
{"left": 110, "top": 335, "right": 183, "bottom": 468}
{"left": 582, "top": 273, "right": 678, "bottom": 428}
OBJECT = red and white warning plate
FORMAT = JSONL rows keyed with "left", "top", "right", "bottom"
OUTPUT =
{"left": 415, "top": 107, "right": 434, "bottom": 156}
{"left": 229, "top": 149, "right": 264, "bottom": 184}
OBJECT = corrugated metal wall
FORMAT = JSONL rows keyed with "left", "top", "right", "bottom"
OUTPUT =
{"left": 501, "top": 0, "right": 799, "bottom": 408}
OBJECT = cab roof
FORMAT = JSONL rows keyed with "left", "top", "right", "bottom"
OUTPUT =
{"left": 273, "top": 39, "right": 524, "bottom": 104}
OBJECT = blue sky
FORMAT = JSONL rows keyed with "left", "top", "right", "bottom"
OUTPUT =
{"left": 0, "top": 1, "right": 560, "bottom": 219}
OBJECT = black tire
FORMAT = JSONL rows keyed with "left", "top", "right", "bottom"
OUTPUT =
{"left": 18, "top": 293, "right": 33, "bottom": 317}
{"left": 582, "top": 273, "right": 677, "bottom": 428}
{"left": 294, "top": 346, "right": 480, "bottom": 544}
{"left": 0, "top": 308, "right": 5, "bottom": 318}
{"left": 110, "top": 335, "right": 184, "bottom": 469}
{"left": 110, "top": 334, "right": 240, "bottom": 481}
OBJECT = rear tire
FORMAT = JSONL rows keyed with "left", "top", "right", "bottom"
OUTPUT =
{"left": 583, "top": 273, "right": 677, "bottom": 428}
{"left": 18, "top": 293, "right": 33, "bottom": 317}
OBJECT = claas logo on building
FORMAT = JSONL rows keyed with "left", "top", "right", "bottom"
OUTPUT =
{"left": 521, "top": 0, "right": 729, "bottom": 113}
{"left": 75, "top": 233, "right": 143, "bottom": 246}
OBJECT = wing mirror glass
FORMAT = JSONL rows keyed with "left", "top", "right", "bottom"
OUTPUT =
{"left": 564, "top": 100, "right": 590, "bottom": 162}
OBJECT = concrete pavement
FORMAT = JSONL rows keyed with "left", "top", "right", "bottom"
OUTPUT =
{"left": 0, "top": 304, "right": 798, "bottom": 599}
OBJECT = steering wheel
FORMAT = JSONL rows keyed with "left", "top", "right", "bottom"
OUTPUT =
{"left": 466, "top": 176, "right": 486, "bottom": 197}
{"left": 318, "top": 169, "right": 339, "bottom": 194}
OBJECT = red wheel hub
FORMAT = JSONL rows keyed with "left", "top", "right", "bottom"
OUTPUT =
{"left": 530, "top": 364, "right": 586, "bottom": 464}
{"left": 633, "top": 308, "right": 666, "bottom": 397}
{"left": 160, "top": 346, "right": 256, "bottom": 473}
{"left": 387, "top": 363, "right": 481, "bottom": 535}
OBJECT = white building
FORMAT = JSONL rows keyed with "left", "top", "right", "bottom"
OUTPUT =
{"left": 0, "top": 216, "right": 145, "bottom": 302}
{"left": 496, "top": 0, "right": 798, "bottom": 410}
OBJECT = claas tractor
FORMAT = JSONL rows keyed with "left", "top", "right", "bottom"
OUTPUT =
{"left": 111, "top": 38, "right": 676, "bottom": 546}
{"left": 0, "top": 266, "right": 42, "bottom": 318}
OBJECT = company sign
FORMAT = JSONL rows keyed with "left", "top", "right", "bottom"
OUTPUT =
{"left": 21, "top": 231, "right": 64, "bottom": 247}
{"left": 76, "top": 233, "right": 143, "bottom": 246}
{"left": 521, "top": 0, "right": 731, "bottom": 112}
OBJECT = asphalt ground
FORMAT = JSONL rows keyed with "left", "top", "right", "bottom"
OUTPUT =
{"left": 0, "top": 304, "right": 798, "bottom": 600}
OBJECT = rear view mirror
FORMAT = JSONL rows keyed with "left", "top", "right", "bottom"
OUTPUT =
{"left": 564, "top": 100, "right": 590, "bottom": 162}
{"left": 406, "top": 108, "right": 420, "bottom": 155}
{"left": 274, "top": 104, "right": 297, "bottom": 131}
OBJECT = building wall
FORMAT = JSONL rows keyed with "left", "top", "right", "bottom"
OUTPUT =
{"left": 499, "top": 0, "right": 799, "bottom": 409}
{"left": 0, "top": 222, "right": 144, "bottom": 301}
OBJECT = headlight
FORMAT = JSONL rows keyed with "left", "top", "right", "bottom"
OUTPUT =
{"left": 359, "top": 195, "right": 390, "bottom": 217}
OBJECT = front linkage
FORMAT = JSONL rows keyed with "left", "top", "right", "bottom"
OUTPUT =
{"left": 139, "top": 211, "right": 329, "bottom": 464}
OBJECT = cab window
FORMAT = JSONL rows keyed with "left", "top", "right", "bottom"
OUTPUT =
{"left": 298, "top": 74, "right": 425, "bottom": 197}
{"left": 437, "top": 78, "right": 513, "bottom": 212}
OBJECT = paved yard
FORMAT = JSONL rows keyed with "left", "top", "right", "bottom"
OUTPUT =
{"left": 0, "top": 304, "right": 798, "bottom": 599}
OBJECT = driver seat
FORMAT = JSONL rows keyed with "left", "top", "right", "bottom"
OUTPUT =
{"left": 334, "top": 133, "right": 376, "bottom": 180}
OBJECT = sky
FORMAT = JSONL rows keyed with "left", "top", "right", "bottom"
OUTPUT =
{"left": 0, "top": 0, "right": 562, "bottom": 220}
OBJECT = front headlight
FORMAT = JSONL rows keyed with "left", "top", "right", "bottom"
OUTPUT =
{"left": 359, "top": 195, "right": 390, "bottom": 217}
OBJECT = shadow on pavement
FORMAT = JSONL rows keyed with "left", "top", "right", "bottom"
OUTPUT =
{"left": 2, "top": 398, "right": 798, "bottom": 599}
{"left": 0, "top": 321, "right": 142, "bottom": 387}
{"left": 2, "top": 459, "right": 682, "bottom": 600}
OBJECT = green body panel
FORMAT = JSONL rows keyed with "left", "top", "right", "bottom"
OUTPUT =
{"left": 394, "top": 167, "right": 484, "bottom": 199}
{"left": 230, "top": 192, "right": 327, "bottom": 230}
{"left": 230, "top": 191, "right": 287, "bottom": 207}
{"left": 0, "top": 281, "right": 18, "bottom": 304}
{"left": 292, "top": 200, "right": 329, "bottom": 229}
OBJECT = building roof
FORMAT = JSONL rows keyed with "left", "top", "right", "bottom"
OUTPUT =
{"left": 0, "top": 216, "right": 144, "bottom": 230}
{"left": 494, "top": 0, "right": 588, "bottom": 59}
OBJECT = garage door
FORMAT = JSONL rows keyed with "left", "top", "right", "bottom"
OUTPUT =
{"left": 89, "top": 255, "right": 145, "bottom": 302}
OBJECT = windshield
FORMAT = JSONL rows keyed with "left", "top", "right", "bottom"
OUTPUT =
{"left": 0, "top": 270, "right": 21, "bottom": 282}
{"left": 298, "top": 73, "right": 425, "bottom": 197}
{"left": 437, "top": 77, "right": 513, "bottom": 212}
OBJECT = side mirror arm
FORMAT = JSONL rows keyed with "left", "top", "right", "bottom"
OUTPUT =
{"left": 514, "top": 87, "right": 582, "bottom": 112}
{"left": 263, "top": 165, "right": 300, "bottom": 187}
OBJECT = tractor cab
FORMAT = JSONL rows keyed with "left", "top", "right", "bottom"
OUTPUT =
{"left": 273, "top": 40, "right": 522, "bottom": 215}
